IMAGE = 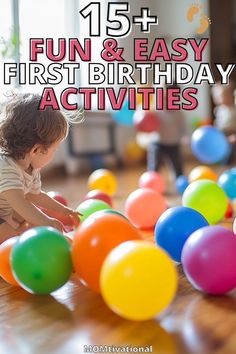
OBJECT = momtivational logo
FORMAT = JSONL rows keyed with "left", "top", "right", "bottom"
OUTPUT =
{"left": 83, "top": 345, "right": 153, "bottom": 353}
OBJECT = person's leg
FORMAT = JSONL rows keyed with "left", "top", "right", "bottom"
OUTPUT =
{"left": 147, "top": 142, "right": 163, "bottom": 171}
{"left": 166, "top": 145, "right": 183, "bottom": 177}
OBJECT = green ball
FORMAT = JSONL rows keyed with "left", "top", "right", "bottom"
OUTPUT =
{"left": 182, "top": 179, "right": 227, "bottom": 224}
{"left": 11, "top": 227, "right": 73, "bottom": 294}
{"left": 87, "top": 209, "right": 128, "bottom": 221}
{"left": 77, "top": 199, "right": 112, "bottom": 222}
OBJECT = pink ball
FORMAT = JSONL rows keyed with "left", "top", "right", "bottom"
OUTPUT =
{"left": 84, "top": 189, "right": 113, "bottom": 207}
{"left": 125, "top": 188, "right": 167, "bottom": 229}
{"left": 47, "top": 191, "right": 68, "bottom": 206}
{"left": 138, "top": 171, "right": 166, "bottom": 194}
{"left": 182, "top": 225, "right": 236, "bottom": 295}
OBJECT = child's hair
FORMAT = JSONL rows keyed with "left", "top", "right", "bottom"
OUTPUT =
{"left": 0, "top": 92, "right": 83, "bottom": 160}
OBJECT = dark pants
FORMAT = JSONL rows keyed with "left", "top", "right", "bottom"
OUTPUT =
{"left": 147, "top": 142, "right": 183, "bottom": 177}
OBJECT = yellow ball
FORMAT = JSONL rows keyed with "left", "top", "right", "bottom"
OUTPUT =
{"left": 189, "top": 166, "right": 218, "bottom": 183}
{"left": 100, "top": 241, "right": 178, "bottom": 321}
{"left": 88, "top": 169, "right": 117, "bottom": 196}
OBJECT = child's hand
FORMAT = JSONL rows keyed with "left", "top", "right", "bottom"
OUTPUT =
{"left": 67, "top": 209, "right": 82, "bottom": 226}
{"left": 49, "top": 218, "right": 65, "bottom": 233}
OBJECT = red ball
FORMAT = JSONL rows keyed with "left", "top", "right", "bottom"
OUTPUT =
{"left": 133, "top": 110, "right": 160, "bottom": 133}
{"left": 139, "top": 171, "right": 166, "bottom": 194}
{"left": 47, "top": 191, "right": 68, "bottom": 206}
{"left": 225, "top": 200, "right": 233, "bottom": 219}
{"left": 84, "top": 189, "right": 113, "bottom": 207}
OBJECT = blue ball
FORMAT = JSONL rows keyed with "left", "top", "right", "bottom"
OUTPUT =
{"left": 191, "top": 126, "right": 230, "bottom": 164}
{"left": 112, "top": 99, "right": 134, "bottom": 126}
{"left": 218, "top": 169, "right": 236, "bottom": 200}
{"left": 154, "top": 206, "right": 209, "bottom": 262}
{"left": 176, "top": 175, "right": 189, "bottom": 194}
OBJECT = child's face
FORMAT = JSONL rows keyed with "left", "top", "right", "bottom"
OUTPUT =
{"left": 31, "top": 140, "right": 62, "bottom": 169}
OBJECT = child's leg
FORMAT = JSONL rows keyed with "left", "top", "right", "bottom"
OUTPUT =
{"left": 0, "top": 221, "right": 31, "bottom": 244}
{"left": 147, "top": 142, "right": 163, "bottom": 171}
{"left": 166, "top": 145, "right": 183, "bottom": 177}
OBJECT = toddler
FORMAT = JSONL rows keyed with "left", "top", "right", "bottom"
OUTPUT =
{"left": 0, "top": 93, "right": 82, "bottom": 242}
{"left": 147, "top": 84, "right": 189, "bottom": 178}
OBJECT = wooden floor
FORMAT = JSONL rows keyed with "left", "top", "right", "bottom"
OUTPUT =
{"left": 0, "top": 165, "right": 235, "bottom": 354}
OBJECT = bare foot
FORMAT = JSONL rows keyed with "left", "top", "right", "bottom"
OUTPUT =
{"left": 196, "top": 13, "right": 211, "bottom": 34}
{"left": 187, "top": 2, "right": 202, "bottom": 22}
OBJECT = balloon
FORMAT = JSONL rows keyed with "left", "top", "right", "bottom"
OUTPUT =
{"left": 182, "top": 180, "right": 227, "bottom": 224}
{"left": 191, "top": 126, "right": 230, "bottom": 164}
{"left": 133, "top": 110, "right": 160, "bottom": 133}
{"left": 188, "top": 166, "right": 218, "bottom": 183}
{"left": 100, "top": 241, "right": 178, "bottom": 321}
{"left": 11, "top": 227, "right": 73, "bottom": 294}
{"left": 123, "top": 140, "right": 146, "bottom": 163}
{"left": 176, "top": 175, "right": 189, "bottom": 194}
{"left": 218, "top": 169, "right": 236, "bottom": 200}
{"left": 182, "top": 226, "right": 236, "bottom": 294}
{"left": 112, "top": 99, "right": 134, "bottom": 126}
{"left": 47, "top": 191, "right": 68, "bottom": 206}
{"left": 88, "top": 209, "right": 128, "bottom": 221}
{"left": 83, "top": 189, "right": 113, "bottom": 207}
{"left": 138, "top": 171, "right": 166, "bottom": 194}
{"left": 125, "top": 188, "right": 167, "bottom": 229}
{"left": 154, "top": 206, "right": 208, "bottom": 262}
{"left": 88, "top": 169, "right": 117, "bottom": 196}
{"left": 77, "top": 199, "right": 112, "bottom": 222}
{"left": 225, "top": 200, "right": 233, "bottom": 219}
{"left": 72, "top": 213, "right": 142, "bottom": 292}
{"left": 0, "top": 236, "right": 20, "bottom": 286}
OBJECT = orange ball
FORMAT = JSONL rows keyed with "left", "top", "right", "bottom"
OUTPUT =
{"left": 189, "top": 166, "right": 218, "bottom": 183}
{"left": 0, "top": 237, "right": 20, "bottom": 286}
{"left": 125, "top": 188, "right": 167, "bottom": 229}
{"left": 72, "top": 214, "right": 142, "bottom": 292}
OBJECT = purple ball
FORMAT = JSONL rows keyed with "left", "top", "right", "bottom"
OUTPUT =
{"left": 182, "top": 226, "right": 236, "bottom": 295}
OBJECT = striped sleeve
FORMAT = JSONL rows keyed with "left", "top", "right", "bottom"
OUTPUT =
{"left": 30, "top": 170, "right": 41, "bottom": 194}
{"left": 0, "top": 164, "right": 24, "bottom": 193}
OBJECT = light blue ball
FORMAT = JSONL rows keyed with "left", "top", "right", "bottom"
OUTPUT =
{"left": 218, "top": 169, "right": 236, "bottom": 200}
{"left": 191, "top": 126, "right": 230, "bottom": 164}
{"left": 112, "top": 99, "right": 134, "bottom": 126}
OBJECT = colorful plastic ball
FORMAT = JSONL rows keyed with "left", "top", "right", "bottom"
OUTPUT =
{"left": 225, "top": 200, "right": 234, "bottom": 219}
{"left": 176, "top": 175, "right": 189, "bottom": 194}
{"left": 182, "top": 180, "right": 227, "bottom": 224}
{"left": 218, "top": 169, "right": 236, "bottom": 200}
{"left": 83, "top": 189, "right": 113, "bottom": 207}
{"left": 125, "top": 188, "right": 167, "bottom": 229}
{"left": 154, "top": 206, "right": 208, "bottom": 262}
{"left": 47, "top": 191, "right": 68, "bottom": 206}
{"left": 123, "top": 140, "right": 146, "bottom": 164}
{"left": 233, "top": 218, "right": 236, "bottom": 234}
{"left": 11, "top": 227, "right": 73, "bottom": 294}
{"left": 88, "top": 169, "right": 117, "bottom": 196}
{"left": 138, "top": 171, "right": 166, "bottom": 194}
{"left": 72, "top": 214, "right": 142, "bottom": 293}
{"left": 112, "top": 99, "right": 134, "bottom": 126}
{"left": 100, "top": 241, "right": 178, "bottom": 321}
{"left": 89, "top": 209, "right": 128, "bottom": 221}
{"left": 76, "top": 199, "right": 112, "bottom": 222}
{"left": 0, "top": 236, "right": 20, "bottom": 286}
{"left": 191, "top": 126, "right": 230, "bottom": 164}
{"left": 133, "top": 110, "right": 160, "bottom": 133}
{"left": 188, "top": 166, "right": 218, "bottom": 183}
{"left": 182, "top": 226, "right": 236, "bottom": 295}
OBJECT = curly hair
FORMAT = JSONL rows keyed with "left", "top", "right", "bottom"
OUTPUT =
{"left": 0, "top": 93, "right": 79, "bottom": 160}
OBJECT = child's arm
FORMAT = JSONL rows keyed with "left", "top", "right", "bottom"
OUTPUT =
{"left": 1, "top": 189, "right": 64, "bottom": 231}
{"left": 27, "top": 191, "right": 81, "bottom": 225}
